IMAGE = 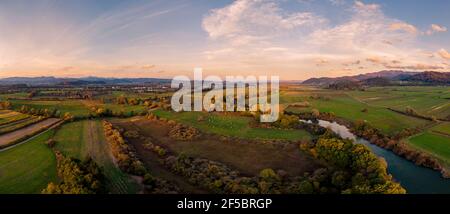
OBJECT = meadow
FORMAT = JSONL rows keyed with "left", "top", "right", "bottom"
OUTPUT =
{"left": 282, "top": 90, "right": 432, "bottom": 135}
{"left": 0, "top": 110, "right": 30, "bottom": 125}
{"left": 112, "top": 117, "right": 321, "bottom": 177}
{"left": 53, "top": 120, "right": 138, "bottom": 194}
{"left": 11, "top": 100, "right": 92, "bottom": 118}
{"left": 346, "top": 86, "right": 449, "bottom": 119}
{"left": 0, "top": 130, "right": 57, "bottom": 194}
{"left": 0, "top": 85, "right": 448, "bottom": 194}
{"left": 152, "top": 109, "right": 312, "bottom": 141}
{"left": 407, "top": 131, "right": 450, "bottom": 166}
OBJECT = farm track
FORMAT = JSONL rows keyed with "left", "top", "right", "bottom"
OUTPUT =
{"left": 0, "top": 116, "right": 34, "bottom": 129}
{"left": 0, "top": 118, "right": 62, "bottom": 149}
{"left": 117, "top": 121, "right": 209, "bottom": 194}
{"left": 84, "top": 120, "right": 136, "bottom": 194}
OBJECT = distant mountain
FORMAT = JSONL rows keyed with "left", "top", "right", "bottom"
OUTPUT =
{"left": 362, "top": 77, "right": 392, "bottom": 86}
{"left": 302, "top": 70, "right": 450, "bottom": 86}
{"left": 402, "top": 71, "right": 450, "bottom": 84}
{"left": 0, "top": 76, "right": 171, "bottom": 86}
{"left": 0, "top": 76, "right": 61, "bottom": 85}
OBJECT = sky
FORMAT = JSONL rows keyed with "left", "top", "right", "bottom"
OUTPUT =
{"left": 0, "top": 0, "right": 449, "bottom": 80}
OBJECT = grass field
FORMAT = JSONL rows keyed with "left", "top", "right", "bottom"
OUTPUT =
{"left": 347, "top": 86, "right": 449, "bottom": 119}
{"left": 53, "top": 121, "right": 87, "bottom": 159}
{"left": 282, "top": 90, "right": 433, "bottom": 135}
{"left": 0, "top": 118, "right": 61, "bottom": 148}
{"left": 11, "top": 100, "right": 91, "bottom": 118}
{"left": 430, "top": 122, "right": 450, "bottom": 135}
{"left": 0, "top": 110, "right": 30, "bottom": 125}
{"left": 153, "top": 110, "right": 312, "bottom": 141}
{"left": 407, "top": 132, "right": 450, "bottom": 166}
{"left": 112, "top": 118, "right": 321, "bottom": 177}
{"left": 0, "top": 130, "right": 57, "bottom": 194}
{"left": 54, "top": 120, "right": 139, "bottom": 193}
{"left": 0, "top": 92, "right": 29, "bottom": 100}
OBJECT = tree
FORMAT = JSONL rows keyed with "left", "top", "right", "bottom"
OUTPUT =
{"left": 311, "top": 109, "right": 320, "bottom": 118}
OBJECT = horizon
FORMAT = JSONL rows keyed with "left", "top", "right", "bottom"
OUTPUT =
{"left": 1, "top": 0, "right": 450, "bottom": 80}
{"left": 0, "top": 69, "right": 449, "bottom": 82}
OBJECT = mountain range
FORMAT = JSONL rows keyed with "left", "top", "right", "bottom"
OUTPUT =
{"left": 302, "top": 71, "right": 450, "bottom": 86}
{"left": 0, "top": 76, "right": 170, "bottom": 86}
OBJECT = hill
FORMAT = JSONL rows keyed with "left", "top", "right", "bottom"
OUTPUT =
{"left": 303, "top": 70, "right": 449, "bottom": 86}
{"left": 0, "top": 76, "right": 170, "bottom": 86}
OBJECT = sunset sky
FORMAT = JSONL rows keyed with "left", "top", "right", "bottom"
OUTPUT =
{"left": 0, "top": 0, "right": 449, "bottom": 80}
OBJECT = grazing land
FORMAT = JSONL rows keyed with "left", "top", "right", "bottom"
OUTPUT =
{"left": 54, "top": 120, "right": 139, "bottom": 193}
{"left": 10, "top": 100, "right": 91, "bottom": 118}
{"left": 282, "top": 90, "right": 432, "bottom": 135}
{"left": 0, "top": 84, "right": 448, "bottom": 194}
{"left": 0, "top": 130, "right": 57, "bottom": 193}
{"left": 407, "top": 131, "right": 450, "bottom": 166}
{"left": 0, "top": 118, "right": 61, "bottom": 148}
{"left": 152, "top": 110, "right": 312, "bottom": 141}
{"left": 111, "top": 117, "right": 321, "bottom": 176}
{"left": 347, "top": 87, "right": 449, "bottom": 119}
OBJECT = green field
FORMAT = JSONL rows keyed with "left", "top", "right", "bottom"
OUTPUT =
{"left": 54, "top": 120, "right": 138, "bottom": 193}
{"left": 11, "top": 100, "right": 91, "bottom": 118}
{"left": 153, "top": 109, "right": 312, "bottom": 141}
{"left": 347, "top": 86, "right": 449, "bottom": 119}
{"left": 53, "top": 121, "right": 87, "bottom": 159}
{"left": 9, "top": 99, "right": 148, "bottom": 119}
{"left": 282, "top": 91, "right": 432, "bottom": 135}
{"left": 407, "top": 132, "right": 450, "bottom": 165}
{"left": 0, "top": 111, "right": 30, "bottom": 125}
{"left": 430, "top": 122, "right": 450, "bottom": 135}
{"left": 0, "top": 130, "right": 57, "bottom": 194}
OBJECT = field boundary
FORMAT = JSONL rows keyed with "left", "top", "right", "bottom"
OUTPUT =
{"left": 0, "top": 119, "right": 63, "bottom": 152}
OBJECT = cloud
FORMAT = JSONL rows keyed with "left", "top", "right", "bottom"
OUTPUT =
{"left": 354, "top": 0, "right": 380, "bottom": 11}
{"left": 202, "top": 0, "right": 326, "bottom": 42}
{"left": 200, "top": 0, "right": 448, "bottom": 79}
{"left": 389, "top": 22, "right": 418, "bottom": 34}
{"left": 329, "top": 0, "right": 346, "bottom": 6}
{"left": 426, "top": 24, "right": 447, "bottom": 35}
{"left": 438, "top": 49, "right": 450, "bottom": 60}
{"left": 384, "top": 63, "right": 444, "bottom": 70}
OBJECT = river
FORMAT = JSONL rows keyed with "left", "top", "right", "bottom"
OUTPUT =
{"left": 302, "top": 119, "right": 450, "bottom": 194}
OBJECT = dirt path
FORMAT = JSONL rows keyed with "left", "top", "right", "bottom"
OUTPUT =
{"left": 84, "top": 120, "right": 140, "bottom": 194}
{"left": 127, "top": 135, "right": 210, "bottom": 194}
{"left": 0, "top": 118, "right": 61, "bottom": 147}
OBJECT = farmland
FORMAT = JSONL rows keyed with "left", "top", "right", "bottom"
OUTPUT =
{"left": 347, "top": 87, "right": 449, "bottom": 119}
{"left": 0, "top": 130, "right": 57, "bottom": 193}
{"left": 10, "top": 100, "right": 92, "bottom": 118}
{"left": 112, "top": 117, "right": 320, "bottom": 177}
{"left": 0, "top": 84, "right": 448, "bottom": 194}
{"left": 152, "top": 110, "right": 312, "bottom": 141}
{"left": 0, "top": 118, "right": 61, "bottom": 148}
{"left": 53, "top": 120, "right": 139, "bottom": 194}
{"left": 282, "top": 90, "right": 433, "bottom": 135}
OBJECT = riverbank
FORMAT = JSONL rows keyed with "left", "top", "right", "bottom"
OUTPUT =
{"left": 300, "top": 119, "right": 450, "bottom": 194}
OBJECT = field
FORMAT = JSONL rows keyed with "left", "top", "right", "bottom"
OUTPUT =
{"left": 347, "top": 87, "right": 449, "bottom": 119}
{"left": 112, "top": 117, "right": 321, "bottom": 177}
{"left": 54, "top": 120, "right": 139, "bottom": 193}
{"left": 152, "top": 110, "right": 312, "bottom": 141}
{"left": 7, "top": 99, "right": 147, "bottom": 119}
{"left": 281, "top": 86, "right": 450, "bottom": 171}
{"left": 430, "top": 122, "right": 450, "bottom": 135}
{"left": 10, "top": 100, "right": 92, "bottom": 118}
{"left": 407, "top": 132, "right": 450, "bottom": 166}
{"left": 0, "top": 85, "right": 449, "bottom": 194}
{"left": 0, "top": 118, "right": 61, "bottom": 148}
{"left": 0, "top": 110, "right": 30, "bottom": 125}
{"left": 0, "top": 130, "right": 57, "bottom": 194}
{"left": 282, "top": 90, "right": 432, "bottom": 135}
